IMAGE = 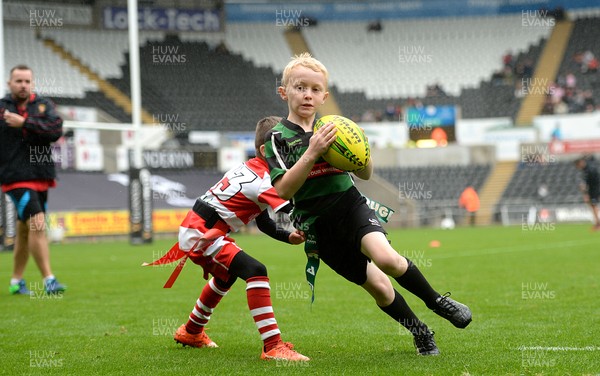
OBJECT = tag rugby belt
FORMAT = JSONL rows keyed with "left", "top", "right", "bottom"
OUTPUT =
{"left": 192, "top": 199, "right": 231, "bottom": 233}
{"left": 142, "top": 199, "right": 229, "bottom": 287}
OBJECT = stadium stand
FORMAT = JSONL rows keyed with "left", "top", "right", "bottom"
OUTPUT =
{"left": 103, "top": 34, "right": 288, "bottom": 132}
{"left": 545, "top": 15, "right": 600, "bottom": 114}
{"left": 181, "top": 22, "right": 292, "bottom": 72}
{"left": 490, "top": 159, "right": 587, "bottom": 225}
{"left": 302, "top": 16, "right": 550, "bottom": 97}
{"left": 498, "top": 160, "right": 581, "bottom": 206}
{"left": 376, "top": 164, "right": 492, "bottom": 224}
{"left": 4, "top": 26, "right": 97, "bottom": 98}
{"left": 7, "top": 15, "right": 552, "bottom": 130}
{"left": 331, "top": 37, "right": 543, "bottom": 123}
{"left": 8, "top": 5, "right": 597, "bottom": 130}
{"left": 49, "top": 92, "right": 132, "bottom": 123}
{"left": 37, "top": 29, "right": 169, "bottom": 123}
{"left": 42, "top": 29, "right": 165, "bottom": 80}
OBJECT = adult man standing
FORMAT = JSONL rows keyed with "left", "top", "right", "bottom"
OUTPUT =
{"left": 575, "top": 156, "right": 600, "bottom": 230}
{"left": 0, "top": 65, "right": 66, "bottom": 295}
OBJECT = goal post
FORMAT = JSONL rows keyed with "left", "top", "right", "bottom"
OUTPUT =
{"left": 61, "top": 119, "right": 154, "bottom": 245}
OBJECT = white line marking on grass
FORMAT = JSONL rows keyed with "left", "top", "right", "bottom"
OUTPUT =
{"left": 433, "top": 239, "right": 598, "bottom": 259}
{"left": 517, "top": 346, "right": 600, "bottom": 351}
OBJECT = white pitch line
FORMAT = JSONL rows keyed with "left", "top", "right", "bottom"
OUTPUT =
{"left": 517, "top": 346, "right": 600, "bottom": 352}
{"left": 430, "top": 239, "right": 598, "bottom": 259}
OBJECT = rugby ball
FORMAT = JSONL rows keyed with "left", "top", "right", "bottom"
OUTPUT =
{"left": 314, "top": 115, "right": 370, "bottom": 172}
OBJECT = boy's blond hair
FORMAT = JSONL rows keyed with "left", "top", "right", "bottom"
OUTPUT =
{"left": 255, "top": 116, "right": 282, "bottom": 158}
{"left": 281, "top": 52, "right": 329, "bottom": 88}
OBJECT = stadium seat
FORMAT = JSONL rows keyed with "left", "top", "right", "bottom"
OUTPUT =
{"left": 4, "top": 26, "right": 98, "bottom": 98}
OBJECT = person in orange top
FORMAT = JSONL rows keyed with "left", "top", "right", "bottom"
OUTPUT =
{"left": 459, "top": 186, "right": 480, "bottom": 226}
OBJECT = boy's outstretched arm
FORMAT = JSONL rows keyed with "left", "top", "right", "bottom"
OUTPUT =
{"left": 273, "top": 122, "right": 337, "bottom": 200}
{"left": 255, "top": 210, "right": 305, "bottom": 244}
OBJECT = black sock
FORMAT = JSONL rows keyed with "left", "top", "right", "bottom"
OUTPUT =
{"left": 395, "top": 259, "right": 440, "bottom": 309}
{"left": 379, "top": 289, "right": 429, "bottom": 336}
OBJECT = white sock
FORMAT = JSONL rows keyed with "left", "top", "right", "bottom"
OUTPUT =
{"left": 10, "top": 278, "right": 21, "bottom": 285}
{"left": 43, "top": 275, "right": 56, "bottom": 283}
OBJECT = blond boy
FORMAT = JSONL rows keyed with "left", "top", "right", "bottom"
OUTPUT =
{"left": 264, "top": 53, "right": 472, "bottom": 355}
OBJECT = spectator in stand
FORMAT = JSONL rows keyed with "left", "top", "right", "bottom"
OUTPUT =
{"left": 541, "top": 96, "right": 555, "bottom": 115}
{"left": 502, "top": 66, "right": 514, "bottom": 85}
{"left": 492, "top": 69, "right": 504, "bottom": 86}
{"left": 554, "top": 99, "right": 569, "bottom": 115}
{"left": 350, "top": 114, "right": 361, "bottom": 124}
{"left": 395, "top": 104, "right": 403, "bottom": 121}
{"left": 406, "top": 97, "right": 423, "bottom": 109}
{"left": 215, "top": 41, "right": 229, "bottom": 55}
{"left": 581, "top": 50, "right": 596, "bottom": 73}
{"left": 514, "top": 81, "right": 525, "bottom": 98}
{"left": 384, "top": 103, "right": 396, "bottom": 121}
{"left": 583, "top": 90, "right": 595, "bottom": 112}
{"left": 587, "top": 56, "right": 599, "bottom": 73}
{"left": 425, "top": 83, "right": 447, "bottom": 98}
{"left": 565, "top": 71, "right": 576, "bottom": 89}
{"left": 514, "top": 62, "right": 525, "bottom": 81}
{"left": 537, "top": 183, "right": 549, "bottom": 204}
{"left": 551, "top": 7, "right": 566, "bottom": 21}
{"left": 522, "top": 58, "right": 534, "bottom": 80}
{"left": 367, "top": 20, "right": 382, "bottom": 32}
{"left": 542, "top": 67, "right": 596, "bottom": 115}
{"left": 361, "top": 109, "right": 375, "bottom": 122}
{"left": 502, "top": 50, "right": 514, "bottom": 69}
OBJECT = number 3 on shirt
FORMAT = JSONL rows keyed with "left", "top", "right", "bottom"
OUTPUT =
{"left": 210, "top": 165, "right": 258, "bottom": 201}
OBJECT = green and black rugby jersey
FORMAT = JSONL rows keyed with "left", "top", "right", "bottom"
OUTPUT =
{"left": 264, "top": 118, "right": 354, "bottom": 218}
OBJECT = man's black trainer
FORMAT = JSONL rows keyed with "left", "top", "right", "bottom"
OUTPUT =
{"left": 413, "top": 330, "right": 440, "bottom": 356}
{"left": 432, "top": 292, "right": 472, "bottom": 328}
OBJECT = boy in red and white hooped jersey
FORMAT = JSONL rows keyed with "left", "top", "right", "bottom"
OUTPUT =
{"left": 156, "top": 116, "right": 308, "bottom": 362}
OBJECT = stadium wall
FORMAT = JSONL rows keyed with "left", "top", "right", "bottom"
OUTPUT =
{"left": 225, "top": 0, "right": 599, "bottom": 22}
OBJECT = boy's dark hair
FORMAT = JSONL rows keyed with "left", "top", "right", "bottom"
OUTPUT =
{"left": 255, "top": 116, "right": 282, "bottom": 157}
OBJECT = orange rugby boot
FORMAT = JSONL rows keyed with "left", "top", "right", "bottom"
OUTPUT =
{"left": 261, "top": 341, "right": 309, "bottom": 362}
{"left": 174, "top": 324, "right": 218, "bottom": 348}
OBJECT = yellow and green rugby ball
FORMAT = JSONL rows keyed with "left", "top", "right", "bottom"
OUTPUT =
{"left": 314, "top": 115, "right": 370, "bottom": 172}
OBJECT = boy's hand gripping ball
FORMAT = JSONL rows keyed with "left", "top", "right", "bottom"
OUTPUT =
{"left": 314, "top": 115, "right": 370, "bottom": 172}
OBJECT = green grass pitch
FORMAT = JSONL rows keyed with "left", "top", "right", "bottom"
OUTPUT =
{"left": 1, "top": 224, "right": 599, "bottom": 375}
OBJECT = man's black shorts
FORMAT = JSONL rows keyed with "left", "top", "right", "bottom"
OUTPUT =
{"left": 315, "top": 186, "right": 386, "bottom": 285}
{"left": 6, "top": 188, "right": 48, "bottom": 222}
